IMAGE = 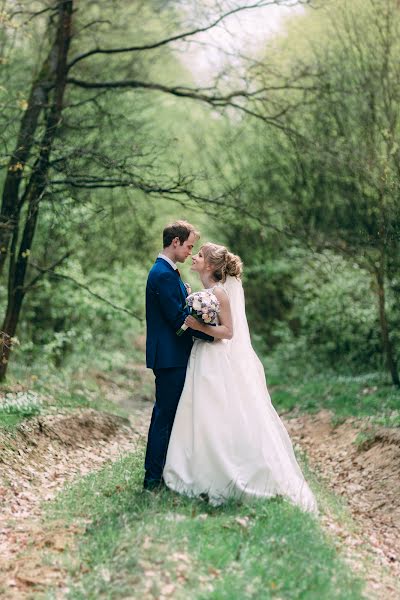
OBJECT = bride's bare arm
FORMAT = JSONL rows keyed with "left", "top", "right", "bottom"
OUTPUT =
{"left": 184, "top": 287, "right": 233, "bottom": 340}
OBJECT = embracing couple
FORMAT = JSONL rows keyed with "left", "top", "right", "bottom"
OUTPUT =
{"left": 144, "top": 220, "right": 317, "bottom": 511}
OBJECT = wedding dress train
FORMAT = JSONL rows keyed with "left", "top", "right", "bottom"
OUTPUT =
{"left": 163, "top": 277, "right": 317, "bottom": 512}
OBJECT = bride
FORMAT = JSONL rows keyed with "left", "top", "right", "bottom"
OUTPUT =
{"left": 163, "top": 243, "right": 317, "bottom": 513}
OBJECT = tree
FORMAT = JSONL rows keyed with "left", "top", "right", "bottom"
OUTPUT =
{"left": 0, "top": 0, "right": 309, "bottom": 378}
{"left": 1, "top": 0, "right": 73, "bottom": 376}
{"left": 293, "top": 0, "right": 400, "bottom": 384}
{"left": 241, "top": 0, "right": 400, "bottom": 383}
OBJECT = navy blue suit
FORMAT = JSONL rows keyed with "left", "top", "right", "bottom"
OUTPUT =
{"left": 144, "top": 257, "right": 211, "bottom": 487}
{"left": 146, "top": 258, "right": 193, "bottom": 369}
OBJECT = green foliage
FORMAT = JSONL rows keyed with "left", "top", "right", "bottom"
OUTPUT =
{"left": 217, "top": 0, "right": 400, "bottom": 379}
{"left": 13, "top": 260, "right": 146, "bottom": 367}
{"left": 2, "top": 0, "right": 400, "bottom": 384}
{"left": 0, "top": 0, "right": 218, "bottom": 375}
{"left": 0, "top": 390, "right": 41, "bottom": 429}
{"left": 274, "top": 252, "right": 384, "bottom": 371}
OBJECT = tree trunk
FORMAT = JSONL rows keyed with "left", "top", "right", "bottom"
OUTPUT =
{"left": 0, "top": 59, "right": 53, "bottom": 277}
{"left": 0, "top": 1, "right": 74, "bottom": 278}
{"left": 0, "top": 0, "right": 73, "bottom": 380}
{"left": 375, "top": 260, "right": 400, "bottom": 387}
{"left": 0, "top": 280, "right": 26, "bottom": 378}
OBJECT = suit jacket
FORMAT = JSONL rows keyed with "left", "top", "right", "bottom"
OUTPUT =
{"left": 145, "top": 257, "right": 212, "bottom": 369}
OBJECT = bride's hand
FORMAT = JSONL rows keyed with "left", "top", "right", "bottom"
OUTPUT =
{"left": 185, "top": 315, "right": 202, "bottom": 331}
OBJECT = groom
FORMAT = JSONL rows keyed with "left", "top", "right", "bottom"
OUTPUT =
{"left": 144, "top": 220, "right": 212, "bottom": 490}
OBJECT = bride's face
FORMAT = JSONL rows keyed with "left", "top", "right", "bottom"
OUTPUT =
{"left": 191, "top": 249, "right": 207, "bottom": 274}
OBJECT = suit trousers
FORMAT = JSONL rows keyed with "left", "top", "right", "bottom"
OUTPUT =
{"left": 144, "top": 366, "right": 187, "bottom": 486}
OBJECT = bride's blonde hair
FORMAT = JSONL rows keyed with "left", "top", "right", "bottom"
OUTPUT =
{"left": 201, "top": 243, "right": 243, "bottom": 282}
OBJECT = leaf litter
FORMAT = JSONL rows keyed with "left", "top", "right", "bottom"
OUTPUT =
{"left": 284, "top": 409, "right": 400, "bottom": 599}
{"left": 0, "top": 408, "right": 139, "bottom": 598}
{"left": 1, "top": 363, "right": 399, "bottom": 600}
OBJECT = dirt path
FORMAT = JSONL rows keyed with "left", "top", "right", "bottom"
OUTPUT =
{"left": 1, "top": 368, "right": 399, "bottom": 599}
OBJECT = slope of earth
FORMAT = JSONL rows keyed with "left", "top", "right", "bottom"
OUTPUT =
{"left": 284, "top": 410, "right": 400, "bottom": 598}
{"left": 0, "top": 409, "right": 138, "bottom": 597}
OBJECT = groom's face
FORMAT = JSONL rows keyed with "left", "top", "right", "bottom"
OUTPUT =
{"left": 174, "top": 231, "right": 196, "bottom": 263}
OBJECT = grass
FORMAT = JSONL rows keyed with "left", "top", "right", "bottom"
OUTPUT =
{"left": 4, "top": 346, "right": 399, "bottom": 431}
{"left": 44, "top": 445, "right": 364, "bottom": 600}
{"left": 0, "top": 362, "right": 130, "bottom": 431}
{"left": 0, "top": 353, "right": 377, "bottom": 598}
{"left": 265, "top": 362, "right": 400, "bottom": 427}
{"left": 0, "top": 389, "right": 42, "bottom": 429}
{"left": 0, "top": 404, "right": 41, "bottom": 429}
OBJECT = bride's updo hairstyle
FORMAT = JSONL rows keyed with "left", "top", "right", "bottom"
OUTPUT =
{"left": 201, "top": 243, "right": 243, "bottom": 282}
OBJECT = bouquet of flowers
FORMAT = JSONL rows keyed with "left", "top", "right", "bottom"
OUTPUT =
{"left": 176, "top": 290, "right": 220, "bottom": 336}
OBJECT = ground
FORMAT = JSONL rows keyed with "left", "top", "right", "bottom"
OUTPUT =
{"left": 0, "top": 366, "right": 399, "bottom": 598}
{"left": 285, "top": 411, "right": 400, "bottom": 598}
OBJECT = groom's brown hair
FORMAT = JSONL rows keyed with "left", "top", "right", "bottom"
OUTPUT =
{"left": 163, "top": 220, "right": 199, "bottom": 247}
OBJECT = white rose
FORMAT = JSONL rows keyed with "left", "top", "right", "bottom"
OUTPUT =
{"left": 192, "top": 298, "right": 202, "bottom": 311}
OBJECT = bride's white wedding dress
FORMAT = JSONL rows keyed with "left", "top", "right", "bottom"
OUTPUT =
{"left": 163, "top": 277, "right": 317, "bottom": 512}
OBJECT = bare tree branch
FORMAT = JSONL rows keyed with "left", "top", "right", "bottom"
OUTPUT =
{"left": 7, "top": 5, "right": 55, "bottom": 24}
{"left": 49, "top": 176, "right": 191, "bottom": 192}
{"left": 66, "top": 78, "right": 264, "bottom": 99}
{"left": 65, "top": 78, "right": 314, "bottom": 135}
{"left": 24, "top": 251, "right": 72, "bottom": 291}
{"left": 66, "top": 78, "right": 317, "bottom": 96}
{"left": 67, "top": 1, "right": 308, "bottom": 71}
{"left": 28, "top": 263, "right": 143, "bottom": 322}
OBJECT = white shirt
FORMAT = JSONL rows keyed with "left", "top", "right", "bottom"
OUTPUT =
{"left": 158, "top": 253, "right": 177, "bottom": 271}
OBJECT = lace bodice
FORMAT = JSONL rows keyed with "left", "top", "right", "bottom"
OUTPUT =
{"left": 206, "top": 282, "right": 227, "bottom": 294}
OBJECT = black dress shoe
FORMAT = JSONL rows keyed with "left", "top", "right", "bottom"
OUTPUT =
{"left": 143, "top": 479, "right": 166, "bottom": 492}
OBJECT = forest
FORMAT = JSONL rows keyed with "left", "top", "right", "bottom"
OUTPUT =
{"left": 0, "top": 1, "right": 399, "bottom": 598}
